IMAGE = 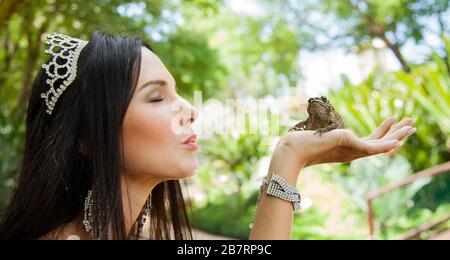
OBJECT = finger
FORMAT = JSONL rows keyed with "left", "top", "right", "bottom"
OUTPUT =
{"left": 381, "top": 125, "right": 416, "bottom": 142}
{"left": 364, "top": 140, "right": 403, "bottom": 155}
{"left": 348, "top": 134, "right": 402, "bottom": 156}
{"left": 386, "top": 146, "right": 401, "bottom": 157}
{"left": 365, "top": 117, "right": 415, "bottom": 141}
{"left": 386, "top": 117, "right": 415, "bottom": 136}
{"left": 365, "top": 116, "right": 397, "bottom": 140}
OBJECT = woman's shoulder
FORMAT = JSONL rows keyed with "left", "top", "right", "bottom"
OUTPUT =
{"left": 39, "top": 221, "right": 87, "bottom": 240}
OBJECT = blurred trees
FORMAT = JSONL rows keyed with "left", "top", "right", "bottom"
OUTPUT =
{"left": 0, "top": 0, "right": 304, "bottom": 210}
{"left": 0, "top": 0, "right": 227, "bottom": 210}
{"left": 261, "top": 0, "right": 450, "bottom": 72}
{"left": 1, "top": 0, "right": 449, "bottom": 239}
{"left": 316, "top": 0, "right": 449, "bottom": 72}
{"left": 0, "top": 0, "right": 28, "bottom": 28}
{"left": 180, "top": 2, "right": 303, "bottom": 97}
{"left": 0, "top": 0, "right": 225, "bottom": 117}
{"left": 326, "top": 39, "right": 450, "bottom": 236}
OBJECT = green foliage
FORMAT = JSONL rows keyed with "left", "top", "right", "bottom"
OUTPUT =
{"left": 182, "top": 5, "right": 303, "bottom": 97}
{"left": 1, "top": 0, "right": 449, "bottom": 239}
{"left": 291, "top": 207, "right": 336, "bottom": 240}
{"left": 217, "top": 15, "right": 301, "bottom": 96}
{"left": 0, "top": 0, "right": 227, "bottom": 211}
{"left": 395, "top": 44, "right": 450, "bottom": 210}
{"left": 192, "top": 6, "right": 450, "bottom": 240}
{"left": 264, "top": 0, "right": 450, "bottom": 72}
{"left": 317, "top": 0, "right": 449, "bottom": 46}
{"left": 189, "top": 133, "right": 269, "bottom": 238}
{"left": 199, "top": 133, "right": 270, "bottom": 193}
{"left": 190, "top": 131, "right": 337, "bottom": 239}
{"left": 396, "top": 51, "right": 450, "bottom": 134}
{"left": 384, "top": 203, "right": 450, "bottom": 239}
{"left": 0, "top": 121, "right": 23, "bottom": 212}
{"left": 329, "top": 40, "right": 450, "bottom": 213}
{"left": 334, "top": 155, "right": 429, "bottom": 238}
{"left": 330, "top": 69, "right": 449, "bottom": 173}
{"left": 322, "top": 37, "right": 450, "bottom": 239}
{"left": 153, "top": 28, "right": 227, "bottom": 100}
{"left": 189, "top": 193, "right": 254, "bottom": 239}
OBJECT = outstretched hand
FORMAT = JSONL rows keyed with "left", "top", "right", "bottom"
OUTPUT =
{"left": 275, "top": 116, "right": 416, "bottom": 168}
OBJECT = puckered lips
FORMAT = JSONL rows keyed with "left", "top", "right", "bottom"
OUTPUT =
{"left": 182, "top": 134, "right": 199, "bottom": 151}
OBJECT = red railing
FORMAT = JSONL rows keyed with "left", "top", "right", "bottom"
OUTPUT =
{"left": 366, "top": 161, "right": 450, "bottom": 240}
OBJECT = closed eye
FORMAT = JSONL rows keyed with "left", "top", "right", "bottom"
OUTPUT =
{"left": 147, "top": 96, "right": 164, "bottom": 102}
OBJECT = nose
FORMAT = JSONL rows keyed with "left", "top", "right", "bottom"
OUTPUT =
{"left": 178, "top": 98, "right": 198, "bottom": 127}
{"left": 189, "top": 105, "right": 199, "bottom": 125}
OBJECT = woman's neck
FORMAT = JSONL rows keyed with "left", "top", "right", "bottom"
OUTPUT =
{"left": 120, "top": 173, "right": 162, "bottom": 234}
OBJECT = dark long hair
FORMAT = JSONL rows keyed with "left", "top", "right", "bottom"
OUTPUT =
{"left": 0, "top": 31, "right": 192, "bottom": 240}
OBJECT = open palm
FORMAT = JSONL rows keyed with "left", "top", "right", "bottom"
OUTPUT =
{"left": 281, "top": 116, "right": 416, "bottom": 167}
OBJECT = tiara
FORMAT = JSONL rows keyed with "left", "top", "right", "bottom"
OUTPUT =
{"left": 41, "top": 33, "right": 88, "bottom": 115}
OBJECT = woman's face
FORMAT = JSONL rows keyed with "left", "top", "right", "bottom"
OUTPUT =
{"left": 122, "top": 47, "right": 199, "bottom": 180}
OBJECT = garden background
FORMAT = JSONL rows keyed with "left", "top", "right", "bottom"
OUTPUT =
{"left": 1, "top": 0, "right": 449, "bottom": 239}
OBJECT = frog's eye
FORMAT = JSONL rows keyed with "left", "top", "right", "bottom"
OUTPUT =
{"left": 308, "top": 98, "right": 313, "bottom": 103}
{"left": 321, "top": 96, "right": 328, "bottom": 102}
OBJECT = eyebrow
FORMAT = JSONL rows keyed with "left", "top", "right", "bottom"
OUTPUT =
{"left": 139, "top": 80, "right": 167, "bottom": 91}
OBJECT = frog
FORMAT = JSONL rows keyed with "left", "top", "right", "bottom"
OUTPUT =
{"left": 288, "top": 96, "right": 345, "bottom": 136}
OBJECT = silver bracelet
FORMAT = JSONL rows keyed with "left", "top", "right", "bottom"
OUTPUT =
{"left": 266, "top": 173, "right": 301, "bottom": 212}
{"left": 249, "top": 173, "right": 301, "bottom": 229}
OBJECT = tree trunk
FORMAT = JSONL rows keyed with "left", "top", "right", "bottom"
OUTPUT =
{"left": 437, "top": 13, "right": 450, "bottom": 75}
{"left": 0, "top": 0, "right": 28, "bottom": 29}
{"left": 379, "top": 33, "right": 411, "bottom": 73}
{"left": 369, "top": 22, "right": 412, "bottom": 73}
{"left": 14, "top": 7, "right": 49, "bottom": 120}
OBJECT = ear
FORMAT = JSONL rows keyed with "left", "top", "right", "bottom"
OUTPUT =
{"left": 78, "top": 138, "right": 88, "bottom": 155}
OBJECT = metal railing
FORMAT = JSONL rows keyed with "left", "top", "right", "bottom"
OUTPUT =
{"left": 366, "top": 161, "right": 450, "bottom": 240}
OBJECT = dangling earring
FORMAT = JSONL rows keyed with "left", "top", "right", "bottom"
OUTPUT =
{"left": 83, "top": 190, "right": 152, "bottom": 239}
{"left": 136, "top": 193, "right": 152, "bottom": 236}
{"left": 82, "top": 190, "right": 96, "bottom": 239}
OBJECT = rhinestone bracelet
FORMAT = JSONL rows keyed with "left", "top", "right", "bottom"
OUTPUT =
{"left": 250, "top": 173, "right": 301, "bottom": 229}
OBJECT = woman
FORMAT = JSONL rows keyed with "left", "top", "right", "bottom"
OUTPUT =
{"left": 0, "top": 31, "right": 416, "bottom": 240}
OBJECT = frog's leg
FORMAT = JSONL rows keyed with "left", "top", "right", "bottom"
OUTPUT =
{"left": 288, "top": 121, "right": 307, "bottom": 132}
{"left": 337, "top": 120, "right": 345, "bottom": 129}
{"left": 313, "top": 122, "right": 340, "bottom": 136}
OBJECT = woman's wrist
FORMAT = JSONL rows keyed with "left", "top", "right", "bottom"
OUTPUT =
{"left": 275, "top": 136, "right": 308, "bottom": 167}
{"left": 270, "top": 136, "right": 307, "bottom": 184}
{"left": 250, "top": 138, "right": 305, "bottom": 240}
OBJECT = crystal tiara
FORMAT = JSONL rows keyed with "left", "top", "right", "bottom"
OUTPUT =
{"left": 40, "top": 33, "right": 88, "bottom": 115}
